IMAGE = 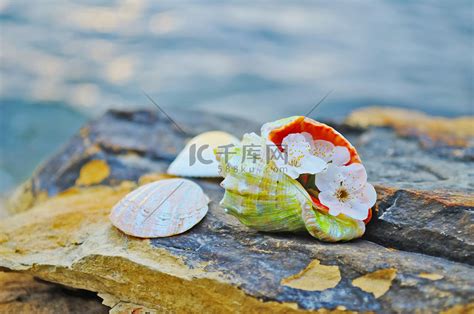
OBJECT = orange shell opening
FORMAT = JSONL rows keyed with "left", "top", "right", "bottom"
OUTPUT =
{"left": 268, "top": 116, "right": 372, "bottom": 224}
{"left": 268, "top": 116, "right": 361, "bottom": 164}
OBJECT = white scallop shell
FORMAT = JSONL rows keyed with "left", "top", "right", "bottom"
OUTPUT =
{"left": 167, "top": 131, "right": 239, "bottom": 177}
{"left": 109, "top": 178, "right": 210, "bottom": 238}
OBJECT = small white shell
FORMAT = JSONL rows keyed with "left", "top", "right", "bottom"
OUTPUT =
{"left": 109, "top": 178, "right": 209, "bottom": 238}
{"left": 167, "top": 131, "right": 239, "bottom": 177}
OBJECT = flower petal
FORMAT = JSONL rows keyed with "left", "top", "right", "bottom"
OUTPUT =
{"left": 319, "top": 188, "right": 369, "bottom": 220}
{"left": 341, "top": 163, "right": 367, "bottom": 192}
{"left": 282, "top": 133, "right": 310, "bottom": 146}
{"left": 272, "top": 157, "right": 286, "bottom": 169}
{"left": 318, "top": 191, "right": 343, "bottom": 216}
{"left": 341, "top": 201, "right": 369, "bottom": 220}
{"left": 328, "top": 206, "right": 344, "bottom": 217}
{"left": 298, "top": 155, "right": 327, "bottom": 175}
{"left": 273, "top": 156, "right": 298, "bottom": 179}
{"left": 285, "top": 166, "right": 301, "bottom": 179}
{"left": 312, "top": 140, "right": 335, "bottom": 162}
{"left": 352, "top": 183, "right": 377, "bottom": 209}
{"left": 332, "top": 146, "right": 350, "bottom": 166}
{"left": 315, "top": 164, "right": 342, "bottom": 191}
{"left": 301, "top": 132, "right": 315, "bottom": 145}
{"left": 281, "top": 134, "right": 310, "bottom": 162}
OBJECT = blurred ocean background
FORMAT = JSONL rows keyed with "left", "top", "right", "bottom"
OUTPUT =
{"left": 0, "top": 0, "right": 473, "bottom": 192}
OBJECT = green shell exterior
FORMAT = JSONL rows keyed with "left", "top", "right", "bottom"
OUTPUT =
{"left": 302, "top": 205, "right": 365, "bottom": 242}
{"left": 220, "top": 159, "right": 309, "bottom": 232}
{"left": 217, "top": 130, "right": 366, "bottom": 242}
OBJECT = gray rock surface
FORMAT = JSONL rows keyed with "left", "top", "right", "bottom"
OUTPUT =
{"left": 1, "top": 109, "right": 473, "bottom": 313}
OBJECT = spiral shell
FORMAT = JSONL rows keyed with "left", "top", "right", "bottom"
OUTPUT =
{"left": 263, "top": 115, "right": 372, "bottom": 223}
{"left": 110, "top": 178, "right": 209, "bottom": 238}
{"left": 218, "top": 116, "right": 368, "bottom": 242}
{"left": 220, "top": 159, "right": 365, "bottom": 241}
{"left": 301, "top": 205, "right": 365, "bottom": 242}
{"left": 220, "top": 161, "right": 309, "bottom": 232}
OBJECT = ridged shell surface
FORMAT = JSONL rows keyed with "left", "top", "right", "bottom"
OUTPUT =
{"left": 109, "top": 178, "right": 209, "bottom": 238}
{"left": 217, "top": 119, "right": 368, "bottom": 242}
{"left": 220, "top": 160, "right": 310, "bottom": 232}
{"left": 220, "top": 156, "right": 365, "bottom": 241}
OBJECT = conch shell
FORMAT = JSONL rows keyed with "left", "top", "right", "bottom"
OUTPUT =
{"left": 168, "top": 131, "right": 239, "bottom": 177}
{"left": 218, "top": 116, "right": 370, "bottom": 242}
{"left": 110, "top": 178, "right": 209, "bottom": 238}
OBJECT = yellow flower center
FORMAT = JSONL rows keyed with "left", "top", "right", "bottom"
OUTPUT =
{"left": 312, "top": 148, "right": 326, "bottom": 158}
{"left": 335, "top": 187, "right": 350, "bottom": 202}
{"left": 289, "top": 154, "right": 304, "bottom": 167}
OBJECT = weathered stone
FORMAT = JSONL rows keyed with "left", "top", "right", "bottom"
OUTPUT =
{"left": 366, "top": 186, "right": 473, "bottom": 265}
{"left": 0, "top": 271, "right": 108, "bottom": 313}
{"left": 9, "top": 109, "right": 472, "bottom": 265}
{"left": 99, "top": 293, "right": 160, "bottom": 314}
{"left": 1, "top": 183, "right": 473, "bottom": 313}
{"left": 1, "top": 108, "right": 473, "bottom": 312}
{"left": 344, "top": 110, "right": 473, "bottom": 265}
{"left": 7, "top": 109, "right": 257, "bottom": 214}
{"left": 346, "top": 106, "right": 474, "bottom": 160}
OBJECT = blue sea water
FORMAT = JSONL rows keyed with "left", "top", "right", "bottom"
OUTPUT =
{"left": 0, "top": 0, "right": 473, "bottom": 191}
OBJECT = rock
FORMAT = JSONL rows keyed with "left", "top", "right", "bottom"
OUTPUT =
{"left": 1, "top": 183, "right": 473, "bottom": 313}
{"left": 344, "top": 108, "right": 473, "bottom": 265}
{"left": 346, "top": 106, "right": 474, "bottom": 160}
{"left": 1, "top": 108, "right": 473, "bottom": 312}
{"left": 0, "top": 271, "right": 108, "bottom": 313}
{"left": 7, "top": 109, "right": 257, "bottom": 214}
{"left": 99, "top": 293, "right": 159, "bottom": 314}
{"left": 366, "top": 186, "right": 473, "bottom": 265}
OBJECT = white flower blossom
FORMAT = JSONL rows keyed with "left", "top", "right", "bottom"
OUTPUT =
{"left": 301, "top": 133, "right": 350, "bottom": 166}
{"left": 315, "top": 163, "right": 376, "bottom": 220}
{"left": 313, "top": 140, "right": 350, "bottom": 166}
{"left": 274, "top": 133, "right": 326, "bottom": 179}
